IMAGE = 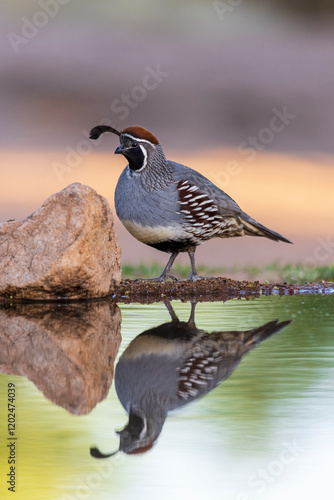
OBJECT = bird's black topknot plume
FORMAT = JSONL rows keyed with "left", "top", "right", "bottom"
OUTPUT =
{"left": 89, "top": 125, "right": 121, "bottom": 140}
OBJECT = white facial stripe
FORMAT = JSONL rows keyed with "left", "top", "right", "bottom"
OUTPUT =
{"left": 139, "top": 417, "right": 147, "bottom": 440}
{"left": 122, "top": 133, "right": 153, "bottom": 145}
{"left": 135, "top": 144, "right": 147, "bottom": 172}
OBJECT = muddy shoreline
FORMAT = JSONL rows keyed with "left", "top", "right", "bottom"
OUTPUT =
{"left": 1, "top": 279, "right": 333, "bottom": 306}
{"left": 112, "top": 278, "right": 334, "bottom": 304}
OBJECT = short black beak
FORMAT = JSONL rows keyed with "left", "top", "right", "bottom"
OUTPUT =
{"left": 114, "top": 145, "right": 125, "bottom": 155}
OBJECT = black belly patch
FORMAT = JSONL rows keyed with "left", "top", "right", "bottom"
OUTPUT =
{"left": 147, "top": 238, "right": 199, "bottom": 253}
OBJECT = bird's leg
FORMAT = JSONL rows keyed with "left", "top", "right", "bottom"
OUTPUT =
{"left": 187, "top": 301, "right": 197, "bottom": 328}
{"left": 185, "top": 248, "right": 217, "bottom": 281}
{"left": 156, "top": 252, "right": 178, "bottom": 281}
{"left": 135, "top": 252, "right": 179, "bottom": 282}
{"left": 164, "top": 301, "right": 179, "bottom": 323}
{"left": 185, "top": 249, "right": 206, "bottom": 281}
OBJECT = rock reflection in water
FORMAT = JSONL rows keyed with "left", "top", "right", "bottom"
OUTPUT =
{"left": 0, "top": 301, "right": 121, "bottom": 414}
{"left": 91, "top": 302, "right": 291, "bottom": 458}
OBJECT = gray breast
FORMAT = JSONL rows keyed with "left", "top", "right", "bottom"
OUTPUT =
{"left": 115, "top": 354, "right": 182, "bottom": 414}
{"left": 115, "top": 167, "right": 180, "bottom": 227}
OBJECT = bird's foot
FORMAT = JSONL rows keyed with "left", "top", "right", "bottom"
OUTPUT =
{"left": 185, "top": 273, "right": 208, "bottom": 282}
{"left": 133, "top": 274, "right": 178, "bottom": 283}
{"left": 181, "top": 273, "right": 218, "bottom": 282}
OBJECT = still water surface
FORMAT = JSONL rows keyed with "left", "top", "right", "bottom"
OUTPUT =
{"left": 0, "top": 294, "right": 333, "bottom": 499}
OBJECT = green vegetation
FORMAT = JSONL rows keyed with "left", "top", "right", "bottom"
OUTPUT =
{"left": 122, "top": 261, "right": 334, "bottom": 283}
{"left": 260, "top": 262, "right": 334, "bottom": 283}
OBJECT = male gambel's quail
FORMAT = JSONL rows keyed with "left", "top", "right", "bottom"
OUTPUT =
{"left": 90, "top": 124, "right": 292, "bottom": 281}
{"left": 90, "top": 301, "right": 291, "bottom": 457}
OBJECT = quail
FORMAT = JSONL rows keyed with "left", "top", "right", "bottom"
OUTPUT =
{"left": 90, "top": 302, "right": 291, "bottom": 457}
{"left": 90, "top": 124, "right": 292, "bottom": 281}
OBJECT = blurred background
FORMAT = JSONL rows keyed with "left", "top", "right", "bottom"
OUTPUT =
{"left": 1, "top": 0, "right": 334, "bottom": 272}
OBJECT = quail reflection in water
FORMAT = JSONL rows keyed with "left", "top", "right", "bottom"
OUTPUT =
{"left": 91, "top": 302, "right": 291, "bottom": 458}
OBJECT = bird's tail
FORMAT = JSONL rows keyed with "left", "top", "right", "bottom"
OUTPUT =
{"left": 241, "top": 319, "right": 292, "bottom": 355}
{"left": 240, "top": 215, "right": 292, "bottom": 244}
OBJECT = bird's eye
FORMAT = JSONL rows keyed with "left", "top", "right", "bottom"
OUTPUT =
{"left": 132, "top": 141, "right": 138, "bottom": 148}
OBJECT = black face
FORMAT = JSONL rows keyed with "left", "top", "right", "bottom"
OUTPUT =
{"left": 125, "top": 412, "right": 145, "bottom": 439}
{"left": 115, "top": 137, "right": 145, "bottom": 171}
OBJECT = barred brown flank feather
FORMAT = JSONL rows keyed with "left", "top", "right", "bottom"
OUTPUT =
{"left": 177, "top": 180, "right": 241, "bottom": 240}
{"left": 178, "top": 351, "right": 221, "bottom": 400}
{"left": 122, "top": 126, "right": 159, "bottom": 144}
{"left": 177, "top": 319, "right": 291, "bottom": 400}
{"left": 178, "top": 180, "right": 221, "bottom": 233}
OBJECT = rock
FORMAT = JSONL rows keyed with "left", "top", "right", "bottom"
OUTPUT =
{"left": 0, "top": 183, "right": 121, "bottom": 300}
{"left": 0, "top": 301, "right": 121, "bottom": 414}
